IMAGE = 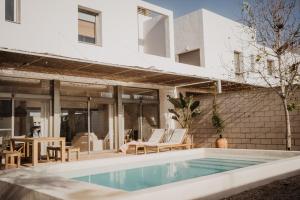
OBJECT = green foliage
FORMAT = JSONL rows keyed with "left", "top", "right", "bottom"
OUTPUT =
{"left": 167, "top": 93, "right": 201, "bottom": 129}
{"left": 211, "top": 97, "right": 225, "bottom": 136}
{"left": 287, "top": 103, "right": 296, "bottom": 111}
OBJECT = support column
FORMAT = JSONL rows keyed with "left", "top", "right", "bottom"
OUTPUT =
{"left": 159, "top": 87, "right": 177, "bottom": 129}
{"left": 11, "top": 95, "right": 15, "bottom": 137}
{"left": 217, "top": 80, "right": 222, "bottom": 94}
{"left": 138, "top": 102, "right": 143, "bottom": 140}
{"left": 108, "top": 104, "right": 114, "bottom": 150}
{"left": 51, "top": 80, "right": 61, "bottom": 137}
{"left": 87, "top": 97, "right": 91, "bottom": 154}
{"left": 114, "top": 86, "right": 124, "bottom": 149}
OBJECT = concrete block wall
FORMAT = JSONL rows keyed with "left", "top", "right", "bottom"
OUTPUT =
{"left": 190, "top": 89, "right": 300, "bottom": 151}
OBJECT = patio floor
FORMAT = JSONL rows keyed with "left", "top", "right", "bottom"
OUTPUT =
{"left": 222, "top": 173, "right": 300, "bottom": 200}
{"left": 1, "top": 151, "right": 128, "bottom": 169}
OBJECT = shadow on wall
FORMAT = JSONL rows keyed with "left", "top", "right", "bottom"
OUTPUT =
{"left": 189, "top": 88, "right": 300, "bottom": 150}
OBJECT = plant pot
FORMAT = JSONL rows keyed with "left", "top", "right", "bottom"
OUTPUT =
{"left": 216, "top": 137, "right": 228, "bottom": 148}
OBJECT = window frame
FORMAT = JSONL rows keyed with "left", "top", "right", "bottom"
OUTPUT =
{"left": 234, "top": 51, "right": 243, "bottom": 75}
{"left": 78, "top": 6, "right": 102, "bottom": 46}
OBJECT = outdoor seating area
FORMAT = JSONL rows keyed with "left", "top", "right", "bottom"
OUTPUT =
{"left": 0, "top": 136, "right": 81, "bottom": 169}
{"left": 0, "top": 128, "right": 193, "bottom": 169}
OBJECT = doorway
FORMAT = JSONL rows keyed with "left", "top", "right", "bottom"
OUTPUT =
{"left": 123, "top": 102, "right": 159, "bottom": 142}
{"left": 60, "top": 98, "right": 114, "bottom": 152}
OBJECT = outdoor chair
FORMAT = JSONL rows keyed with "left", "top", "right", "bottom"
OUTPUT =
{"left": 120, "top": 129, "right": 166, "bottom": 154}
{"left": 145, "top": 129, "right": 192, "bottom": 153}
{"left": 11, "top": 135, "right": 26, "bottom": 157}
{"left": 0, "top": 150, "right": 21, "bottom": 169}
{"left": 65, "top": 146, "right": 80, "bottom": 161}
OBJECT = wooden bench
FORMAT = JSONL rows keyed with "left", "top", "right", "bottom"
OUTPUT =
{"left": 0, "top": 151, "right": 21, "bottom": 169}
{"left": 65, "top": 146, "right": 80, "bottom": 161}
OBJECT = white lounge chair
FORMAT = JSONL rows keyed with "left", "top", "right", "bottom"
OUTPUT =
{"left": 120, "top": 129, "right": 166, "bottom": 154}
{"left": 145, "top": 129, "right": 191, "bottom": 153}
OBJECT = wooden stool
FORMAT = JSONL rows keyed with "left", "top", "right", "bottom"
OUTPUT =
{"left": 47, "top": 146, "right": 61, "bottom": 161}
{"left": 0, "top": 151, "right": 21, "bottom": 169}
{"left": 65, "top": 146, "right": 80, "bottom": 161}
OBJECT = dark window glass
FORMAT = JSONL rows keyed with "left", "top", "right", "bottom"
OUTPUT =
{"left": 78, "top": 35, "right": 96, "bottom": 44}
{"left": 5, "top": 0, "right": 14, "bottom": 21}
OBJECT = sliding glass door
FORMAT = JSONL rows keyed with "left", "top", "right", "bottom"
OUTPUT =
{"left": 90, "top": 102, "right": 111, "bottom": 150}
{"left": 141, "top": 103, "right": 159, "bottom": 141}
{"left": 122, "top": 87, "right": 159, "bottom": 142}
{"left": 60, "top": 100, "right": 88, "bottom": 145}
{"left": 60, "top": 99, "right": 114, "bottom": 152}
{"left": 14, "top": 99, "right": 50, "bottom": 137}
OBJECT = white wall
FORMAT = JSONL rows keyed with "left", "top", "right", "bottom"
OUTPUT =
{"left": 143, "top": 15, "right": 168, "bottom": 57}
{"left": 2, "top": 1, "right": 288, "bottom": 86}
{"left": 159, "top": 88, "right": 176, "bottom": 129}
{"left": 174, "top": 9, "right": 271, "bottom": 85}
{"left": 175, "top": 10, "right": 205, "bottom": 66}
{"left": 201, "top": 9, "right": 254, "bottom": 81}
{"left": 0, "top": 0, "right": 181, "bottom": 76}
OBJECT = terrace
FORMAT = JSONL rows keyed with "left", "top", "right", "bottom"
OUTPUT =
{"left": 1, "top": 0, "right": 300, "bottom": 199}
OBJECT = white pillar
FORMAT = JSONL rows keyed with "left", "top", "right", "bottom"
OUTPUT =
{"left": 87, "top": 98, "right": 91, "bottom": 154}
{"left": 115, "top": 86, "right": 124, "bottom": 149}
{"left": 159, "top": 87, "right": 177, "bottom": 129}
{"left": 108, "top": 104, "right": 114, "bottom": 150}
{"left": 217, "top": 80, "right": 222, "bottom": 94}
{"left": 51, "top": 80, "right": 61, "bottom": 137}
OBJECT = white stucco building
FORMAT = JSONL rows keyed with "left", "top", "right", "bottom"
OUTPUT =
{"left": 174, "top": 8, "right": 292, "bottom": 86}
{"left": 0, "top": 0, "right": 282, "bottom": 153}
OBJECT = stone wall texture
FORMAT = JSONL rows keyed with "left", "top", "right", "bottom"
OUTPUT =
{"left": 190, "top": 89, "right": 300, "bottom": 151}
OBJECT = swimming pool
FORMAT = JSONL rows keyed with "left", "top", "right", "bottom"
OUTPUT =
{"left": 1, "top": 148, "right": 300, "bottom": 200}
{"left": 73, "top": 157, "right": 265, "bottom": 191}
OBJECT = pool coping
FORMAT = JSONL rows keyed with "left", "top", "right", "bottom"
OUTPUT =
{"left": 1, "top": 148, "right": 300, "bottom": 200}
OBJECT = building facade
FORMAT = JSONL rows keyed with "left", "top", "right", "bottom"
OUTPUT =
{"left": 0, "top": 1, "right": 299, "bottom": 152}
{"left": 0, "top": 0, "right": 216, "bottom": 153}
{"left": 174, "top": 9, "right": 300, "bottom": 150}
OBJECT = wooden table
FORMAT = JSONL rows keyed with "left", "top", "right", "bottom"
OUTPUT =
{"left": 10, "top": 137, "right": 66, "bottom": 166}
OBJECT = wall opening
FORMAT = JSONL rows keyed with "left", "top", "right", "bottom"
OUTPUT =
{"left": 137, "top": 7, "right": 170, "bottom": 58}
{"left": 177, "top": 49, "right": 201, "bottom": 66}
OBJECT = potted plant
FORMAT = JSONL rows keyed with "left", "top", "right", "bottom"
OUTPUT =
{"left": 211, "top": 95, "right": 227, "bottom": 148}
{"left": 167, "top": 92, "right": 201, "bottom": 145}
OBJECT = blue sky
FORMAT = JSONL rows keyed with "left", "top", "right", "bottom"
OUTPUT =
{"left": 144, "top": 0, "right": 300, "bottom": 22}
{"left": 144, "top": 0, "right": 244, "bottom": 20}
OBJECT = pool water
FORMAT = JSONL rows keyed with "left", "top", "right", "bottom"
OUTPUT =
{"left": 73, "top": 158, "right": 264, "bottom": 191}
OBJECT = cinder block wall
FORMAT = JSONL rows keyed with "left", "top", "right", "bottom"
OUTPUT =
{"left": 190, "top": 89, "right": 300, "bottom": 151}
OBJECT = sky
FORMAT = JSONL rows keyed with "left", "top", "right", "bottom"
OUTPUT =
{"left": 144, "top": 0, "right": 300, "bottom": 22}
{"left": 144, "top": 0, "right": 244, "bottom": 20}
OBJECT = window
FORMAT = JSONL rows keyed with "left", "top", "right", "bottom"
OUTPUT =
{"left": 5, "top": 0, "right": 20, "bottom": 23}
{"left": 234, "top": 51, "right": 243, "bottom": 75}
{"left": 178, "top": 49, "right": 201, "bottom": 67}
{"left": 267, "top": 59, "right": 274, "bottom": 75}
{"left": 78, "top": 8, "right": 101, "bottom": 45}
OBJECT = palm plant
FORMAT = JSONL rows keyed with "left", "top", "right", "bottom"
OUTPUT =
{"left": 167, "top": 93, "right": 201, "bottom": 130}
